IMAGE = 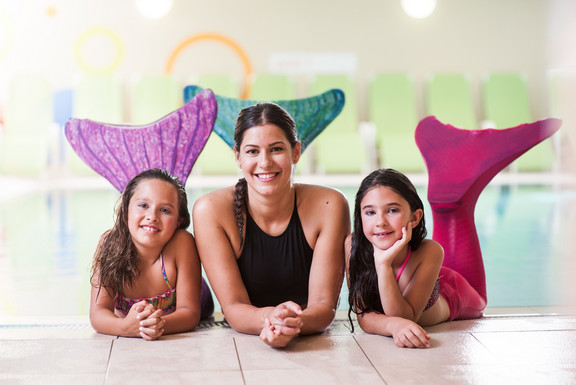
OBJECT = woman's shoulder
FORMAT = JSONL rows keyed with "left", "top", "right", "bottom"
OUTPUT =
{"left": 296, "top": 183, "right": 349, "bottom": 206}
{"left": 193, "top": 186, "right": 235, "bottom": 213}
{"left": 296, "top": 183, "right": 350, "bottom": 229}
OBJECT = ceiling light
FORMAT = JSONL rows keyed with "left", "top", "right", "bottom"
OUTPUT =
{"left": 401, "top": 0, "right": 437, "bottom": 19}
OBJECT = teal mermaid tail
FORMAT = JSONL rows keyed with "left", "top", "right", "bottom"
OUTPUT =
{"left": 183, "top": 86, "right": 345, "bottom": 152}
{"left": 416, "top": 116, "right": 562, "bottom": 300}
{"left": 65, "top": 89, "right": 217, "bottom": 192}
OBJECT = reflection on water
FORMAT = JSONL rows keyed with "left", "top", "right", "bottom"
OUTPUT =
{"left": 0, "top": 183, "right": 574, "bottom": 320}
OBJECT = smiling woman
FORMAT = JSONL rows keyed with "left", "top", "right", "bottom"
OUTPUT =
{"left": 192, "top": 102, "right": 351, "bottom": 348}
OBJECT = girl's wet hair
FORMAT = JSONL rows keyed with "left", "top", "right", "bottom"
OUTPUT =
{"left": 233, "top": 103, "right": 298, "bottom": 248}
{"left": 91, "top": 168, "right": 190, "bottom": 296}
{"left": 347, "top": 168, "right": 427, "bottom": 330}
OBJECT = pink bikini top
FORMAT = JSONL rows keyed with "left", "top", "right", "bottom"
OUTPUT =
{"left": 395, "top": 247, "right": 440, "bottom": 311}
{"left": 396, "top": 247, "right": 412, "bottom": 282}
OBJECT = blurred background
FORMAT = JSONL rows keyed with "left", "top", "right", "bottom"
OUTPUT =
{"left": 0, "top": 0, "right": 575, "bottom": 321}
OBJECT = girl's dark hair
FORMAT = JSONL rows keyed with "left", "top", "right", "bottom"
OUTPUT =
{"left": 348, "top": 168, "right": 427, "bottom": 328}
{"left": 233, "top": 103, "right": 298, "bottom": 248}
{"left": 91, "top": 168, "right": 190, "bottom": 297}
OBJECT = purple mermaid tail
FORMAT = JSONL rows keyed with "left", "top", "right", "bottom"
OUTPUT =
{"left": 415, "top": 116, "right": 562, "bottom": 301}
{"left": 65, "top": 89, "right": 217, "bottom": 192}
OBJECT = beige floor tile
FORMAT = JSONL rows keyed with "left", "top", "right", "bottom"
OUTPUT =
{"left": 356, "top": 332, "right": 499, "bottom": 366}
{"left": 425, "top": 314, "right": 576, "bottom": 334}
{"left": 323, "top": 319, "right": 355, "bottom": 335}
{"left": 243, "top": 367, "right": 384, "bottom": 385}
{"left": 107, "top": 335, "right": 240, "bottom": 374}
{"left": 473, "top": 330, "right": 576, "bottom": 365}
{"left": 0, "top": 339, "right": 111, "bottom": 376}
{"left": 500, "top": 363, "right": 576, "bottom": 385}
{"left": 0, "top": 373, "right": 106, "bottom": 385}
{"left": 370, "top": 363, "right": 553, "bottom": 385}
{"left": 105, "top": 370, "right": 244, "bottom": 385}
{"left": 235, "top": 334, "right": 372, "bottom": 370}
{"left": 0, "top": 325, "right": 113, "bottom": 340}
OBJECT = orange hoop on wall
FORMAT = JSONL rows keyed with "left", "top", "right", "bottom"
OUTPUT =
{"left": 165, "top": 33, "right": 253, "bottom": 99}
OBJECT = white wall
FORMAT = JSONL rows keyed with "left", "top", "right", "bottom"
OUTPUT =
{"left": 0, "top": 0, "right": 571, "bottom": 122}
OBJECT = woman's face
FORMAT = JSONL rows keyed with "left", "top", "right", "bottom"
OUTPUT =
{"left": 360, "top": 186, "right": 422, "bottom": 251}
{"left": 235, "top": 123, "right": 300, "bottom": 197}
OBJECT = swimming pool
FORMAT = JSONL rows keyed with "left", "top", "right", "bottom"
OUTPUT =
{"left": 0, "top": 176, "right": 574, "bottom": 321}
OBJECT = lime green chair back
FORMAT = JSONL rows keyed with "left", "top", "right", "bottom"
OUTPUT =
{"left": 197, "top": 74, "right": 239, "bottom": 98}
{"left": 69, "top": 74, "right": 124, "bottom": 175}
{"left": 194, "top": 74, "right": 240, "bottom": 175}
{"left": 1, "top": 75, "right": 52, "bottom": 175}
{"left": 309, "top": 74, "right": 357, "bottom": 133}
{"left": 307, "top": 74, "right": 365, "bottom": 174}
{"left": 484, "top": 73, "right": 532, "bottom": 128}
{"left": 131, "top": 74, "right": 181, "bottom": 124}
{"left": 484, "top": 72, "right": 555, "bottom": 171}
{"left": 369, "top": 73, "right": 424, "bottom": 172}
{"left": 427, "top": 73, "right": 478, "bottom": 130}
{"left": 549, "top": 71, "right": 576, "bottom": 171}
{"left": 250, "top": 74, "right": 296, "bottom": 100}
{"left": 4, "top": 75, "right": 53, "bottom": 134}
{"left": 73, "top": 74, "right": 123, "bottom": 123}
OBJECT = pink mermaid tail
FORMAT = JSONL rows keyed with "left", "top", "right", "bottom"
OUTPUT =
{"left": 415, "top": 116, "right": 562, "bottom": 302}
{"left": 65, "top": 89, "right": 217, "bottom": 192}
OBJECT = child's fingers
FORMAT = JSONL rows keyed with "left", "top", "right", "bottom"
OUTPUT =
{"left": 140, "top": 315, "right": 165, "bottom": 329}
{"left": 136, "top": 304, "right": 159, "bottom": 320}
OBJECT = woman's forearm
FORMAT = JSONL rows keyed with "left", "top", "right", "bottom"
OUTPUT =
{"left": 299, "top": 302, "right": 337, "bottom": 335}
{"left": 222, "top": 303, "right": 275, "bottom": 335}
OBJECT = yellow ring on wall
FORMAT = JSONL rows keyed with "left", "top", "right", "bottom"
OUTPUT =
{"left": 75, "top": 27, "right": 123, "bottom": 73}
{"left": 0, "top": 9, "right": 13, "bottom": 61}
{"left": 165, "top": 33, "right": 253, "bottom": 99}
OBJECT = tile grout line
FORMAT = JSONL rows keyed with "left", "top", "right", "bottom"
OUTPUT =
{"left": 103, "top": 338, "right": 117, "bottom": 385}
{"left": 233, "top": 337, "right": 247, "bottom": 385}
{"left": 352, "top": 335, "right": 389, "bottom": 384}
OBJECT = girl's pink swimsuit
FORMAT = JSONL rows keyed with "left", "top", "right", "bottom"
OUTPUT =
{"left": 396, "top": 247, "right": 440, "bottom": 311}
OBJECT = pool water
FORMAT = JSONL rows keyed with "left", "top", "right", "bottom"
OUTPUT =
{"left": 0, "top": 182, "right": 574, "bottom": 320}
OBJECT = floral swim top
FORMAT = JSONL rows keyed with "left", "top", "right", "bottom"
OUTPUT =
{"left": 114, "top": 254, "right": 176, "bottom": 315}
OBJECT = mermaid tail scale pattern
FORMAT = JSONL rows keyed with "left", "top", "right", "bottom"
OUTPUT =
{"left": 65, "top": 89, "right": 217, "bottom": 192}
{"left": 183, "top": 86, "right": 345, "bottom": 152}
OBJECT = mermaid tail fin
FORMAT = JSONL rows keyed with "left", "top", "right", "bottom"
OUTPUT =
{"left": 183, "top": 86, "right": 345, "bottom": 152}
{"left": 416, "top": 116, "right": 561, "bottom": 300}
{"left": 65, "top": 89, "right": 217, "bottom": 192}
{"left": 416, "top": 116, "right": 562, "bottom": 206}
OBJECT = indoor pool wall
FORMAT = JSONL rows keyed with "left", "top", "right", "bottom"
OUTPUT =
{"left": 0, "top": 178, "right": 574, "bottom": 321}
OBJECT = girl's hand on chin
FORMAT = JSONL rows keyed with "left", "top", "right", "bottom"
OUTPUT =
{"left": 373, "top": 224, "right": 413, "bottom": 266}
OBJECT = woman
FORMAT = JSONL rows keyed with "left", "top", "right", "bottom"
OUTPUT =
{"left": 193, "top": 102, "right": 350, "bottom": 348}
